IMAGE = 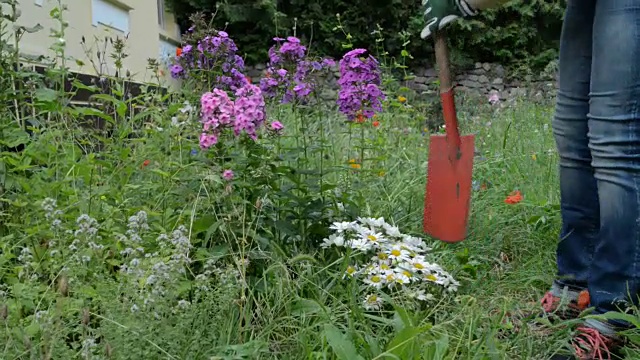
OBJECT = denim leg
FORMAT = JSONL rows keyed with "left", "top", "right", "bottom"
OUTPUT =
{"left": 552, "top": 0, "right": 598, "bottom": 291}
{"left": 585, "top": 0, "right": 640, "bottom": 332}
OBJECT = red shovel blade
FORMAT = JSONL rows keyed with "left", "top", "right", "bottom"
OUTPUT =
{"left": 423, "top": 133, "right": 475, "bottom": 243}
{"left": 423, "top": 88, "right": 474, "bottom": 243}
{"left": 424, "top": 32, "right": 474, "bottom": 243}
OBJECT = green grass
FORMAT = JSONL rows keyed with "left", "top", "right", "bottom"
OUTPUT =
{"left": 5, "top": 93, "right": 640, "bottom": 360}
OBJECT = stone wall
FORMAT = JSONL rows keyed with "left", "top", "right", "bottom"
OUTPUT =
{"left": 245, "top": 61, "right": 558, "bottom": 102}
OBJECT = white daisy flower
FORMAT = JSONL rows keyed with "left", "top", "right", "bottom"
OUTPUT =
{"left": 324, "top": 234, "right": 346, "bottom": 248}
{"left": 383, "top": 223, "right": 402, "bottom": 238}
{"left": 343, "top": 265, "right": 359, "bottom": 278}
{"left": 350, "top": 238, "right": 374, "bottom": 252}
{"left": 387, "top": 244, "right": 411, "bottom": 262}
{"left": 330, "top": 221, "right": 353, "bottom": 233}
{"left": 408, "top": 289, "right": 435, "bottom": 302}
{"left": 363, "top": 294, "right": 383, "bottom": 311}
{"left": 402, "top": 235, "right": 429, "bottom": 251}
{"left": 364, "top": 274, "right": 385, "bottom": 289}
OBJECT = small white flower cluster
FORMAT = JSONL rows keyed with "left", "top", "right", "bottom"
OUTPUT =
{"left": 321, "top": 217, "right": 459, "bottom": 311}
{"left": 42, "top": 197, "right": 63, "bottom": 230}
{"left": 119, "top": 214, "right": 194, "bottom": 313}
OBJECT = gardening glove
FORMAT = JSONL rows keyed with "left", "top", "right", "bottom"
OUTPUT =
{"left": 420, "top": 0, "right": 479, "bottom": 39}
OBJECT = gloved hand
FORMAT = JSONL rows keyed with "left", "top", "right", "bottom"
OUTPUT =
{"left": 420, "top": 0, "right": 479, "bottom": 39}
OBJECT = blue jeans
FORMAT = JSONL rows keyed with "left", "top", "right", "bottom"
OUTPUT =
{"left": 553, "top": 0, "right": 640, "bottom": 331}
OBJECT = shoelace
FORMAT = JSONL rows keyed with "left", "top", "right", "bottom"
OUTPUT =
{"left": 540, "top": 290, "right": 591, "bottom": 313}
{"left": 573, "top": 326, "right": 612, "bottom": 360}
{"left": 540, "top": 291, "right": 559, "bottom": 312}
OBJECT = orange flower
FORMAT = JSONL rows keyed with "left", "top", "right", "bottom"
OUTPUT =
{"left": 504, "top": 190, "right": 523, "bottom": 204}
{"left": 142, "top": 159, "right": 151, "bottom": 168}
{"left": 355, "top": 113, "right": 365, "bottom": 123}
{"left": 372, "top": 120, "right": 380, "bottom": 127}
{"left": 176, "top": 47, "right": 182, "bottom": 57}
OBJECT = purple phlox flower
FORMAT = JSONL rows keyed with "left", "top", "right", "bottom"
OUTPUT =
{"left": 170, "top": 64, "right": 184, "bottom": 79}
{"left": 222, "top": 169, "right": 234, "bottom": 181}
{"left": 233, "top": 83, "right": 266, "bottom": 140}
{"left": 171, "top": 31, "right": 247, "bottom": 91}
{"left": 259, "top": 37, "right": 335, "bottom": 104}
{"left": 270, "top": 121, "right": 284, "bottom": 132}
{"left": 336, "top": 48, "right": 385, "bottom": 120}
{"left": 199, "top": 84, "right": 266, "bottom": 148}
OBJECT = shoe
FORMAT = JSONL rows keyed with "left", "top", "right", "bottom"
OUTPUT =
{"left": 550, "top": 326, "right": 622, "bottom": 360}
{"left": 540, "top": 289, "right": 591, "bottom": 320}
{"left": 499, "top": 289, "right": 590, "bottom": 337}
{"left": 420, "top": 0, "right": 479, "bottom": 39}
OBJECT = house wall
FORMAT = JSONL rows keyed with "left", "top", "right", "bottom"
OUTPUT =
{"left": 11, "top": 0, "right": 181, "bottom": 86}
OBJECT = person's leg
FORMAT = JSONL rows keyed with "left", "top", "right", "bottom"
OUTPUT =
{"left": 585, "top": 0, "right": 640, "bottom": 336}
{"left": 550, "top": 0, "right": 598, "bottom": 304}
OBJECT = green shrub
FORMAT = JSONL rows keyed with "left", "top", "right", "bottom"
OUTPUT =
{"left": 166, "top": 0, "right": 565, "bottom": 71}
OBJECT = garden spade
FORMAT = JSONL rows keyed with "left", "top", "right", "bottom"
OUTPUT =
{"left": 423, "top": 31, "right": 475, "bottom": 243}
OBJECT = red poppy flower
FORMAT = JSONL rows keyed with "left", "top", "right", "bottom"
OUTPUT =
{"left": 372, "top": 120, "right": 380, "bottom": 127}
{"left": 176, "top": 47, "right": 182, "bottom": 57}
{"left": 504, "top": 190, "right": 523, "bottom": 204}
{"left": 142, "top": 159, "right": 151, "bottom": 168}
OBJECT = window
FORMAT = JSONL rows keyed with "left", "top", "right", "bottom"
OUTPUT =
{"left": 91, "top": 0, "right": 130, "bottom": 33}
{"left": 157, "top": 0, "right": 165, "bottom": 29}
{"left": 159, "top": 38, "right": 177, "bottom": 66}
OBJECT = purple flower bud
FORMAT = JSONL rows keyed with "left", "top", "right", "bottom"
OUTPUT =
{"left": 222, "top": 169, "right": 234, "bottom": 181}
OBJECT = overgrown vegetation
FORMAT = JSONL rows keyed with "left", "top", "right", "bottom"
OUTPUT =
{"left": 4, "top": 1, "right": 640, "bottom": 359}
{"left": 165, "top": 0, "right": 565, "bottom": 71}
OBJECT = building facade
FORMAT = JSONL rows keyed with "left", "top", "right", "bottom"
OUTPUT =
{"left": 14, "top": 0, "right": 181, "bottom": 84}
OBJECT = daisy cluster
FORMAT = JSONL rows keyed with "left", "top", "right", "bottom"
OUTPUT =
{"left": 321, "top": 217, "right": 459, "bottom": 310}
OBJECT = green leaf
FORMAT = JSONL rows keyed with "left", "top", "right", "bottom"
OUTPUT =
{"left": 597, "top": 312, "right": 640, "bottom": 329}
{"left": 384, "top": 325, "right": 430, "bottom": 359}
{"left": 291, "top": 298, "right": 325, "bottom": 317}
{"left": 323, "top": 324, "right": 365, "bottom": 360}
{"left": 1, "top": 128, "right": 30, "bottom": 147}
{"left": 34, "top": 87, "right": 57, "bottom": 102}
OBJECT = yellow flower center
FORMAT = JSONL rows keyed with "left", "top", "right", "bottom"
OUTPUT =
{"left": 367, "top": 235, "right": 377, "bottom": 242}
{"left": 402, "top": 270, "right": 412, "bottom": 277}
{"left": 367, "top": 295, "right": 378, "bottom": 303}
{"left": 414, "top": 263, "right": 424, "bottom": 270}
{"left": 377, "top": 253, "right": 388, "bottom": 260}
{"left": 426, "top": 274, "right": 437, "bottom": 282}
{"left": 391, "top": 249, "right": 401, "bottom": 257}
{"left": 346, "top": 266, "right": 356, "bottom": 275}
{"left": 386, "top": 274, "right": 395, "bottom": 281}
{"left": 381, "top": 263, "right": 390, "bottom": 270}
{"left": 371, "top": 275, "right": 381, "bottom": 283}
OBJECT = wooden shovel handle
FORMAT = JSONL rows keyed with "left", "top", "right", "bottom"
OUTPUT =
{"left": 434, "top": 31, "right": 461, "bottom": 160}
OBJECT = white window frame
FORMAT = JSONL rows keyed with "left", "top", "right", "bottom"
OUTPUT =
{"left": 91, "top": 0, "right": 130, "bottom": 33}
